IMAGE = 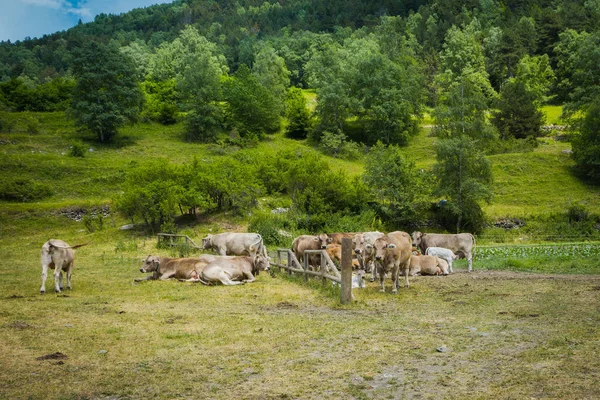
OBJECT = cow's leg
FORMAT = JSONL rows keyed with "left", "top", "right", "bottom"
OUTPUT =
{"left": 403, "top": 265, "right": 410, "bottom": 288}
{"left": 448, "top": 260, "right": 453, "bottom": 273}
{"left": 218, "top": 247, "right": 227, "bottom": 256}
{"left": 378, "top": 266, "right": 385, "bottom": 292}
{"left": 65, "top": 262, "right": 73, "bottom": 290}
{"left": 391, "top": 266, "right": 399, "bottom": 294}
{"left": 159, "top": 272, "right": 174, "bottom": 280}
{"left": 217, "top": 270, "right": 244, "bottom": 285}
{"left": 242, "top": 271, "right": 256, "bottom": 283}
{"left": 40, "top": 263, "right": 49, "bottom": 294}
{"left": 370, "top": 260, "right": 378, "bottom": 282}
{"left": 467, "top": 253, "right": 473, "bottom": 272}
{"left": 54, "top": 266, "right": 63, "bottom": 292}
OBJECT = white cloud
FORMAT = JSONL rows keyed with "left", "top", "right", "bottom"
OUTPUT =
{"left": 20, "top": 0, "right": 92, "bottom": 19}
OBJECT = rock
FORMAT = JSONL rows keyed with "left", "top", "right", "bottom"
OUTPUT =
{"left": 436, "top": 346, "right": 448, "bottom": 353}
{"left": 98, "top": 350, "right": 108, "bottom": 354}
{"left": 119, "top": 224, "right": 135, "bottom": 230}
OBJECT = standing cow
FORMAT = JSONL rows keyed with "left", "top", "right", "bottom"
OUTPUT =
{"left": 352, "top": 231, "right": 384, "bottom": 281}
{"left": 412, "top": 232, "right": 475, "bottom": 272}
{"left": 372, "top": 231, "right": 412, "bottom": 293}
{"left": 202, "top": 232, "right": 267, "bottom": 257}
{"left": 40, "top": 239, "right": 88, "bottom": 293}
{"left": 291, "top": 234, "right": 321, "bottom": 269}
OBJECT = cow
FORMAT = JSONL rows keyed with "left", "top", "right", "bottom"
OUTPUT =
{"left": 332, "top": 269, "right": 366, "bottom": 289}
{"left": 135, "top": 254, "right": 228, "bottom": 282}
{"left": 408, "top": 255, "right": 449, "bottom": 276}
{"left": 325, "top": 243, "right": 361, "bottom": 269}
{"left": 412, "top": 231, "right": 476, "bottom": 272}
{"left": 372, "top": 231, "right": 412, "bottom": 293}
{"left": 352, "top": 231, "right": 384, "bottom": 281}
{"left": 196, "top": 254, "right": 271, "bottom": 285}
{"left": 425, "top": 247, "right": 459, "bottom": 273}
{"left": 291, "top": 234, "right": 321, "bottom": 269}
{"left": 40, "top": 239, "right": 88, "bottom": 294}
{"left": 202, "top": 232, "right": 267, "bottom": 257}
{"left": 317, "top": 232, "right": 358, "bottom": 249}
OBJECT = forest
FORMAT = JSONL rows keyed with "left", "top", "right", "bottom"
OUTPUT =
{"left": 1, "top": 0, "right": 600, "bottom": 236}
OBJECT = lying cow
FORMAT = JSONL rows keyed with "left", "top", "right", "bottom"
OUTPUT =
{"left": 352, "top": 231, "right": 384, "bottom": 281}
{"left": 372, "top": 231, "right": 412, "bottom": 293}
{"left": 325, "top": 243, "right": 361, "bottom": 269}
{"left": 40, "top": 239, "right": 88, "bottom": 294}
{"left": 202, "top": 232, "right": 267, "bottom": 257}
{"left": 135, "top": 254, "right": 229, "bottom": 282}
{"left": 412, "top": 231, "right": 475, "bottom": 272}
{"left": 196, "top": 254, "right": 270, "bottom": 286}
{"left": 425, "top": 247, "right": 458, "bottom": 273}
{"left": 332, "top": 269, "right": 366, "bottom": 289}
{"left": 408, "top": 254, "right": 449, "bottom": 276}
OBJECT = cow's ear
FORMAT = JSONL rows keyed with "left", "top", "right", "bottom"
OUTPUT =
{"left": 387, "top": 244, "right": 397, "bottom": 249}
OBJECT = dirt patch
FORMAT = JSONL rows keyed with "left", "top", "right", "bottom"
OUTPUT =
{"left": 36, "top": 352, "right": 68, "bottom": 361}
{"left": 6, "top": 321, "right": 32, "bottom": 329}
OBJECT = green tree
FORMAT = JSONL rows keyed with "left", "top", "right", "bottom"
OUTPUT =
{"left": 252, "top": 45, "right": 290, "bottom": 116}
{"left": 433, "top": 136, "right": 493, "bottom": 233}
{"left": 70, "top": 41, "right": 143, "bottom": 142}
{"left": 572, "top": 101, "right": 600, "bottom": 182}
{"left": 285, "top": 87, "right": 311, "bottom": 139}
{"left": 492, "top": 79, "right": 545, "bottom": 140}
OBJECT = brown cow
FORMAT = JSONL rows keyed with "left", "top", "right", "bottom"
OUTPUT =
{"left": 325, "top": 243, "right": 361, "bottom": 269}
{"left": 291, "top": 234, "right": 321, "bottom": 269}
{"left": 317, "top": 232, "right": 358, "bottom": 249}
{"left": 197, "top": 254, "right": 271, "bottom": 285}
{"left": 408, "top": 255, "right": 448, "bottom": 276}
{"left": 135, "top": 254, "right": 228, "bottom": 282}
{"left": 412, "top": 232, "right": 475, "bottom": 272}
{"left": 352, "top": 231, "right": 384, "bottom": 281}
{"left": 372, "top": 231, "right": 412, "bottom": 293}
{"left": 40, "top": 239, "right": 88, "bottom": 294}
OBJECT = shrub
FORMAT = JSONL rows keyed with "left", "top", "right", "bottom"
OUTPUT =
{"left": 0, "top": 179, "right": 53, "bottom": 202}
{"left": 248, "top": 212, "right": 296, "bottom": 248}
{"left": 69, "top": 141, "right": 87, "bottom": 157}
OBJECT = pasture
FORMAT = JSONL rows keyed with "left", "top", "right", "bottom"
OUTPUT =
{"left": 1, "top": 224, "right": 599, "bottom": 399}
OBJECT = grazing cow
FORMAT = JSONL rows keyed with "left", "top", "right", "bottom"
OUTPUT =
{"left": 291, "top": 234, "right": 321, "bottom": 269}
{"left": 317, "top": 232, "right": 358, "bottom": 249}
{"left": 202, "top": 233, "right": 267, "bottom": 257}
{"left": 352, "top": 231, "right": 384, "bottom": 281}
{"left": 425, "top": 247, "right": 458, "bottom": 273}
{"left": 325, "top": 243, "right": 361, "bottom": 269}
{"left": 197, "top": 254, "right": 271, "bottom": 285}
{"left": 408, "top": 255, "right": 448, "bottom": 276}
{"left": 40, "top": 239, "right": 88, "bottom": 294}
{"left": 372, "top": 231, "right": 412, "bottom": 293}
{"left": 135, "top": 255, "right": 226, "bottom": 282}
{"left": 412, "top": 232, "right": 476, "bottom": 272}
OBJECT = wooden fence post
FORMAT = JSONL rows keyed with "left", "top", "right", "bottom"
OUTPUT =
{"left": 340, "top": 238, "right": 353, "bottom": 304}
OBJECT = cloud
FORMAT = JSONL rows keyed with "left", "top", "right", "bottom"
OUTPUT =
{"left": 20, "top": 0, "right": 92, "bottom": 19}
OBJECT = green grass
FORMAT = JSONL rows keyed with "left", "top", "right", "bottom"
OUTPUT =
{"left": 542, "top": 105, "right": 564, "bottom": 125}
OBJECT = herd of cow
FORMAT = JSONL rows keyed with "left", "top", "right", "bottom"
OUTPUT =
{"left": 38, "top": 231, "right": 475, "bottom": 294}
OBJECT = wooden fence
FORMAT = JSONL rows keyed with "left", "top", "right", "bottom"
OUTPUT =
{"left": 157, "top": 233, "right": 202, "bottom": 249}
{"left": 272, "top": 237, "right": 355, "bottom": 303}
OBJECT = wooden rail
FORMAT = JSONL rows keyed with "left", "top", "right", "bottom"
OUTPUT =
{"left": 157, "top": 233, "right": 202, "bottom": 249}
{"left": 273, "top": 238, "right": 355, "bottom": 302}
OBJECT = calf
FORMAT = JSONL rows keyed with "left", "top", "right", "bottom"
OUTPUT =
{"left": 425, "top": 247, "right": 458, "bottom": 273}
{"left": 325, "top": 243, "right": 361, "bottom": 269}
{"left": 372, "top": 231, "right": 412, "bottom": 293}
{"left": 198, "top": 254, "right": 271, "bottom": 285}
{"left": 136, "top": 255, "right": 221, "bottom": 282}
{"left": 40, "top": 239, "right": 88, "bottom": 294}
{"left": 408, "top": 254, "right": 448, "bottom": 276}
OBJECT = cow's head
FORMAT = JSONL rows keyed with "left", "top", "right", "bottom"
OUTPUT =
{"left": 201, "top": 235, "right": 213, "bottom": 250}
{"left": 140, "top": 255, "right": 160, "bottom": 273}
{"left": 353, "top": 233, "right": 364, "bottom": 254}
{"left": 317, "top": 233, "right": 331, "bottom": 249}
{"left": 373, "top": 238, "right": 390, "bottom": 261}
{"left": 411, "top": 231, "right": 423, "bottom": 248}
{"left": 253, "top": 254, "right": 271, "bottom": 275}
{"left": 354, "top": 269, "right": 366, "bottom": 288}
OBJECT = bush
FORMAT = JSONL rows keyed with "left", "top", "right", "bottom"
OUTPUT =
{"left": 248, "top": 212, "right": 296, "bottom": 248}
{"left": 69, "top": 141, "right": 87, "bottom": 157}
{"left": 26, "top": 116, "right": 41, "bottom": 134}
{"left": 0, "top": 179, "right": 53, "bottom": 202}
{"left": 567, "top": 204, "right": 590, "bottom": 223}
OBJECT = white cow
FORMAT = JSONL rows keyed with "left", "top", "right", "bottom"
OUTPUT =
{"left": 202, "top": 232, "right": 267, "bottom": 257}
{"left": 40, "top": 239, "right": 88, "bottom": 293}
{"left": 425, "top": 247, "right": 459, "bottom": 273}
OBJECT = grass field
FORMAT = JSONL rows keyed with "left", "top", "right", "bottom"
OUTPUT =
{"left": 1, "top": 109, "right": 600, "bottom": 398}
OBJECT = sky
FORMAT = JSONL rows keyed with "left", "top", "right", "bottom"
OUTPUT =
{"left": 0, "top": 0, "right": 173, "bottom": 42}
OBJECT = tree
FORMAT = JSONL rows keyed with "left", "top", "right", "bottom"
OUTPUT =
{"left": 572, "top": 101, "right": 600, "bottom": 182}
{"left": 433, "top": 136, "right": 493, "bottom": 233}
{"left": 70, "top": 41, "right": 142, "bottom": 142}
{"left": 252, "top": 45, "right": 290, "bottom": 116}
{"left": 363, "top": 142, "right": 428, "bottom": 228}
{"left": 285, "top": 87, "right": 311, "bottom": 139}
{"left": 492, "top": 79, "right": 545, "bottom": 140}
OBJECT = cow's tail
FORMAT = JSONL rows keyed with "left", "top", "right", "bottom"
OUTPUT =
{"left": 250, "top": 234, "right": 267, "bottom": 258}
{"left": 49, "top": 242, "right": 90, "bottom": 250}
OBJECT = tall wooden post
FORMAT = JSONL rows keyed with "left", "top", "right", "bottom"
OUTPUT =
{"left": 340, "top": 237, "right": 353, "bottom": 304}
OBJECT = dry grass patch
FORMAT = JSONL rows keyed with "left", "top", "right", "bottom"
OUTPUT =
{"left": 1, "top": 241, "right": 599, "bottom": 400}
